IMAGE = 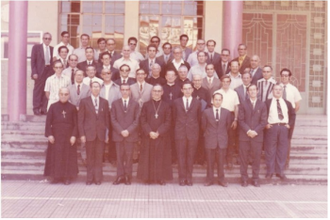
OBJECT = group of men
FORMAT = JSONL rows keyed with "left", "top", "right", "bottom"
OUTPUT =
{"left": 33, "top": 31, "right": 301, "bottom": 187}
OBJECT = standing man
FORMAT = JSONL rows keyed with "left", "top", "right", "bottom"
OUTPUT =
{"left": 68, "top": 69, "right": 90, "bottom": 109}
{"left": 146, "top": 63, "right": 167, "bottom": 86}
{"left": 175, "top": 65, "right": 191, "bottom": 89}
{"left": 128, "top": 37, "right": 144, "bottom": 63}
{"left": 73, "top": 34, "right": 98, "bottom": 62}
{"left": 139, "top": 44, "right": 164, "bottom": 78}
{"left": 214, "top": 76, "right": 240, "bottom": 169}
{"left": 202, "top": 64, "right": 221, "bottom": 98}
{"left": 130, "top": 69, "right": 153, "bottom": 108}
{"left": 96, "top": 52, "right": 119, "bottom": 81}
{"left": 257, "top": 65, "right": 277, "bottom": 102}
{"left": 166, "top": 46, "right": 191, "bottom": 75}
{"left": 206, "top": 40, "right": 221, "bottom": 67}
{"left": 111, "top": 84, "right": 140, "bottom": 185}
{"left": 187, "top": 39, "right": 206, "bottom": 67}
{"left": 249, "top": 55, "right": 263, "bottom": 85}
{"left": 235, "top": 71, "right": 252, "bottom": 104}
{"left": 173, "top": 82, "right": 201, "bottom": 186}
{"left": 31, "top": 32, "right": 54, "bottom": 115}
{"left": 104, "top": 38, "right": 122, "bottom": 65}
{"left": 82, "top": 66, "right": 104, "bottom": 86}
{"left": 192, "top": 74, "right": 211, "bottom": 109}
{"left": 264, "top": 84, "right": 296, "bottom": 180}
{"left": 159, "top": 42, "right": 174, "bottom": 66}
{"left": 53, "top": 31, "right": 74, "bottom": 61}
{"left": 113, "top": 45, "right": 140, "bottom": 78}
{"left": 137, "top": 84, "right": 173, "bottom": 185}
{"left": 114, "top": 64, "right": 137, "bottom": 86}
{"left": 238, "top": 84, "right": 267, "bottom": 187}
{"left": 187, "top": 51, "right": 217, "bottom": 80}
{"left": 202, "top": 93, "right": 231, "bottom": 187}
{"left": 44, "top": 87, "right": 78, "bottom": 185}
{"left": 44, "top": 61, "right": 71, "bottom": 111}
{"left": 77, "top": 47, "right": 98, "bottom": 72}
{"left": 150, "top": 36, "right": 163, "bottom": 57}
{"left": 179, "top": 34, "right": 192, "bottom": 61}
{"left": 96, "top": 38, "right": 107, "bottom": 61}
{"left": 62, "top": 54, "right": 79, "bottom": 84}
{"left": 56, "top": 46, "right": 69, "bottom": 68}
{"left": 279, "top": 68, "right": 302, "bottom": 168}
{"left": 231, "top": 44, "right": 251, "bottom": 74}
{"left": 217, "top": 48, "right": 231, "bottom": 79}
{"left": 227, "top": 61, "right": 243, "bottom": 90}
{"left": 78, "top": 81, "right": 110, "bottom": 185}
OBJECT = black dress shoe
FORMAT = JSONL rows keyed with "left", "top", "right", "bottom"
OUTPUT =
{"left": 125, "top": 175, "right": 131, "bottom": 185}
{"left": 95, "top": 181, "right": 101, "bottom": 185}
{"left": 204, "top": 181, "right": 213, "bottom": 186}
{"left": 33, "top": 109, "right": 41, "bottom": 116}
{"left": 113, "top": 176, "right": 125, "bottom": 185}
{"left": 276, "top": 174, "right": 288, "bottom": 180}
{"left": 218, "top": 181, "right": 228, "bottom": 187}
{"left": 157, "top": 180, "right": 166, "bottom": 185}
{"left": 179, "top": 180, "right": 186, "bottom": 186}
{"left": 252, "top": 180, "right": 260, "bottom": 187}
{"left": 64, "top": 179, "right": 71, "bottom": 185}
{"left": 86, "top": 181, "right": 93, "bottom": 185}
{"left": 241, "top": 181, "right": 248, "bottom": 187}
{"left": 265, "top": 174, "right": 273, "bottom": 179}
{"left": 186, "top": 180, "right": 193, "bottom": 186}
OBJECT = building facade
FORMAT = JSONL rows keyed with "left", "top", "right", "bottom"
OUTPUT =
{"left": 0, "top": 1, "right": 327, "bottom": 119}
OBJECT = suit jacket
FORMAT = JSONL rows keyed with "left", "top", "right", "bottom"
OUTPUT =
{"left": 182, "top": 47, "right": 193, "bottom": 61}
{"left": 265, "top": 98, "right": 296, "bottom": 139}
{"left": 235, "top": 84, "right": 249, "bottom": 104}
{"left": 202, "top": 107, "right": 231, "bottom": 149}
{"left": 238, "top": 99, "right": 267, "bottom": 142}
{"left": 206, "top": 52, "right": 221, "bottom": 66}
{"left": 114, "top": 77, "right": 136, "bottom": 86}
{"left": 78, "top": 96, "right": 110, "bottom": 141}
{"left": 130, "top": 82, "right": 153, "bottom": 108}
{"left": 158, "top": 54, "right": 174, "bottom": 66}
{"left": 95, "top": 64, "right": 120, "bottom": 81}
{"left": 68, "top": 83, "right": 90, "bottom": 108}
{"left": 165, "top": 61, "right": 191, "bottom": 76}
{"left": 173, "top": 97, "right": 201, "bottom": 140}
{"left": 202, "top": 77, "right": 221, "bottom": 98}
{"left": 56, "top": 58, "right": 69, "bottom": 69}
{"left": 77, "top": 60, "right": 98, "bottom": 73}
{"left": 31, "top": 44, "right": 54, "bottom": 77}
{"left": 100, "top": 82, "right": 121, "bottom": 108}
{"left": 231, "top": 55, "right": 251, "bottom": 74}
{"left": 251, "top": 67, "right": 263, "bottom": 85}
{"left": 216, "top": 60, "right": 231, "bottom": 79}
{"left": 139, "top": 57, "right": 165, "bottom": 77}
{"left": 111, "top": 98, "right": 140, "bottom": 142}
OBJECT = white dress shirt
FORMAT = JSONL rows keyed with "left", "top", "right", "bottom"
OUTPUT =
{"left": 214, "top": 88, "right": 240, "bottom": 112}
{"left": 213, "top": 106, "right": 221, "bottom": 120}
{"left": 182, "top": 96, "right": 193, "bottom": 110}
{"left": 280, "top": 83, "right": 302, "bottom": 109}
{"left": 172, "top": 59, "right": 185, "bottom": 71}
{"left": 227, "top": 72, "right": 243, "bottom": 90}
{"left": 268, "top": 97, "right": 289, "bottom": 124}
{"left": 42, "top": 43, "right": 51, "bottom": 65}
{"left": 83, "top": 76, "right": 104, "bottom": 86}
{"left": 113, "top": 57, "right": 140, "bottom": 78}
{"left": 53, "top": 42, "right": 74, "bottom": 60}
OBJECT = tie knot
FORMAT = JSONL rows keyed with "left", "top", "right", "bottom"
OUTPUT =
{"left": 277, "top": 99, "right": 280, "bottom": 102}
{"left": 216, "top": 109, "right": 218, "bottom": 112}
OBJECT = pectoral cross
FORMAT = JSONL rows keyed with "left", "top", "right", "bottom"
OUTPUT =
{"left": 155, "top": 113, "right": 158, "bottom": 119}
{"left": 62, "top": 110, "right": 66, "bottom": 118}
{"left": 169, "top": 92, "right": 173, "bottom": 100}
{"left": 196, "top": 95, "right": 200, "bottom": 100}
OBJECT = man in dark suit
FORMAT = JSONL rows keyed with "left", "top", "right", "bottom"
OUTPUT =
{"left": 235, "top": 71, "right": 252, "bottom": 104}
{"left": 216, "top": 48, "right": 231, "bottom": 79}
{"left": 250, "top": 55, "right": 263, "bottom": 85}
{"left": 104, "top": 38, "right": 122, "bottom": 65}
{"left": 111, "top": 84, "right": 140, "bottom": 185}
{"left": 202, "top": 92, "right": 231, "bottom": 187}
{"left": 158, "top": 42, "right": 174, "bottom": 67}
{"left": 166, "top": 46, "right": 191, "bottom": 75}
{"left": 238, "top": 84, "right": 267, "bottom": 187}
{"left": 139, "top": 44, "right": 165, "bottom": 78}
{"left": 202, "top": 64, "right": 221, "bottom": 98}
{"left": 173, "top": 82, "right": 201, "bottom": 186}
{"left": 175, "top": 64, "right": 191, "bottom": 89}
{"left": 68, "top": 69, "right": 90, "bottom": 109}
{"left": 78, "top": 81, "right": 110, "bottom": 185}
{"left": 231, "top": 44, "right": 251, "bottom": 74}
{"left": 264, "top": 84, "right": 296, "bottom": 181}
{"left": 206, "top": 40, "right": 221, "bottom": 67}
{"left": 180, "top": 34, "right": 192, "bottom": 61}
{"left": 77, "top": 47, "right": 98, "bottom": 73}
{"left": 96, "top": 52, "right": 119, "bottom": 81}
{"left": 31, "top": 32, "right": 54, "bottom": 115}
{"left": 57, "top": 46, "right": 69, "bottom": 68}
{"left": 114, "top": 64, "right": 136, "bottom": 86}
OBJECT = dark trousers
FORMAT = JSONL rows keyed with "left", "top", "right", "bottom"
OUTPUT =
{"left": 86, "top": 138, "right": 104, "bottom": 182}
{"left": 175, "top": 138, "right": 198, "bottom": 181}
{"left": 239, "top": 140, "right": 262, "bottom": 181}
{"left": 105, "top": 125, "right": 116, "bottom": 162}
{"left": 226, "top": 113, "right": 237, "bottom": 164}
{"left": 205, "top": 147, "right": 226, "bottom": 182}
{"left": 116, "top": 141, "right": 134, "bottom": 178}
{"left": 265, "top": 124, "right": 289, "bottom": 175}
{"left": 194, "top": 134, "right": 205, "bottom": 164}
{"left": 32, "top": 66, "right": 52, "bottom": 112}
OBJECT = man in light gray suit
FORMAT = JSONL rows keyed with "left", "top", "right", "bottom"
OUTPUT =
{"left": 202, "top": 64, "right": 221, "bottom": 98}
{"left": 180, "top": 34, "right": 192, "bottom": 61}
{"left": 235, "top": 71, "right": 252, "bottom": 104}
{"left": 130, "top": 69, "right": 153, "bottom": 108}
{"left": 68, "top": 69, "right": 90, "bottom": 110}
{"left": 202, "top": 92, "right": 231, "bottom": 187}
{"left": 250, "top": 55, "right": 263, "bottom": 85}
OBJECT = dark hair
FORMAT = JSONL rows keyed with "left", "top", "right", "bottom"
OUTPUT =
{"left": 263, "top": 65, "right": 273, "bottom": 70}
{"left": 61, "top": 31, "right": 69, "bottom": 37}
{"left": 205, "top": 63, "right": 215, "bottom": 70}
{"left": 52, "top": 60, "right": 63, "bottom": 68}
{"left": 238, "top": 43, "right": 247, "bottom": 50}
{"left": 90, "top": 81, "right": 101, "bottom": 88}
{"left": 80, "top": 34, "right": 90, "bottom": 40}
{"left": 162, "top": 42, "right": 172, "bottom": 49}
{"left": 242, "top": 71, "right": 252, "bottom": 78}
{"left": 181, "top": 81, "right": 193, "bottom": 89}
{"left": 100, "top": 52, "right": 111, "bottom": 60}
{"left": 220, "top": 75, "right": 231, "bottom": 82}
{"left": 230, "top": 60, "right": 239, "bottom": 67}
{"left": 68, "top": 54, "right": 78, "bottom": 60}
{"left": 212, "top": 92, "right": 223, "bottom": 100}
{"left": 128, "top": 37, "right": 138, "bottom": 44}
{"left": 180, "top": 34, "right": 189, "bottom": 41}
{"left": 85, "top": 46, "right": 94, "bottom": 52}
{"left": 58, "top": 45, "right": 69, "bottom": 54}
{"left": 197, "top": 51, "right": 207, "bottom": 56}
{"left": 120, "top": 83, "right": 130, "bottom": 90}
{"left": 166, "top": 69, "right": 176, "bottom": 75}
{"left": 206, "top": 39, "right": 216, "bottom": 46}
{"left": 97, "top": 38, "right": 106, "bottom": 44}
{"left": 150, "top": 36, "right": 160, "bottom": 42}
{"left": 147, "top": 44, "right": 158, "bottom": 52}
{"left": 247, "top": 84, "right": 257, "bottom": 92}
{"left": 280, "top": 68, "right": 292, "bottom": 76}
{"left": 136, "top": 68, "right": 146, "bottom": 74}
{"left": 221, "top": 48, "right": 230, "bottom": 54}
{"left": 119, "top": 64, "right": 131, "bottom": 71}
{"left": 86, "top": 65, "right": 96, "bottom": 71}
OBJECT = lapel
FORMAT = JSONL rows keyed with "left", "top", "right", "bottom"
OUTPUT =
{"left": 187, "top": 97, "right": 196, "bottom": 113}
{"left": 87, "top": 97, "right": 97, "bottom": 116}
{"left": 40, "top": 44, "right": 45, "bottom": 61}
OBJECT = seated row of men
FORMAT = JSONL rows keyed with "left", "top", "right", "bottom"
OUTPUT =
{"left": 44, "top": 59, "right": 298, "bottom": 188}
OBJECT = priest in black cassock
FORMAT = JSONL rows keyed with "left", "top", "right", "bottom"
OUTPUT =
{"left": 44, "top": 87, "right": 78, "bottom": 185}
{"left": 137, "top": 84, "right": 173, "bottom": 184}
{"left": 146, "top": 63, "right": 166, "bottom": 86}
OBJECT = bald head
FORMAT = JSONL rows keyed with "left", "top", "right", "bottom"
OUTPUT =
{"left": 250, "top": 55, "right": 260, "bottom": 69}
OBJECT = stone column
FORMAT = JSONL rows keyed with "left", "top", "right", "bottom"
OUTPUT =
{"left": 223, "top": 1, "right": 243, "bottom": 58}
{"left": 7, "top": 1, "right": 28, "bottom": 121}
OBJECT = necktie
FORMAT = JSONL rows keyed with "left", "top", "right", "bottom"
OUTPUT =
{"left": 165, "top": 55, "right": 168, "bottom": 63}
{"left": 210, "top": 54, "right": 213, "bottom": 63}
{"left": 245, "top": 87, "right": 249, "bottom": 100}
{"left": 222, "top": 63, "right": 226, "bottom": 73}
{"left": 277, "top": 99, "right": 284, "bottom": 120}
{"left": 71, "top": 68, "right": 75, "bottom": 84}
{"left": 123, "top": 79, "right": 126, "bottom": 84}
{"left": 77, "top": 84, "right": 80, "bottom": 95}
{"left": 94, "top": 98, "right": 98, "bottom": 114}
{"left": 283, "top": 85, "right": 287, "bottom": 100}
{"left": 140, "top": 84, "right": 143, "bottom": 92}
{"left": 251, "top": 100, "right": 255, "bottom": 110}
{"left": 149, "top": 60, "right": 153, "bottom": 76}
{"left": 208, "top": 78, "right": 212, "bottom": 85}
{"left": 90, "top": 78, "right": 92, "bottom": 86}
{"left": 185, "top": 98, "right": 189, "bottom": 111}
{"left": 45, "top": 46, "right": 50, "bottom": 65}
{"left": 216, "top": 109, "right": 219, "bottom": 121}
{"left": 124, "top": 100, "right": 127, "bottom": 112}
{"left": 250, "top": 69, "right": 254, "bottom": 77}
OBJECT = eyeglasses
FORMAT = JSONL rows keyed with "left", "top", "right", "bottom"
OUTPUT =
{"left": 129, "top": 43, "right": 137, "bottom": 46}
{"left": 60, "top": 93, "right": 69, "bottom": 96}
{"left": 44, "top": 38, "right": 51, "bottom": 40}
{"left": 164, "top": 47, "right": 171, "bottom": 49}
{"left": 151, "top": 41, "right": 159, "bottom": 43}
{"left": 152, "top": 90, "right": 162, "bottom": 93}
{"left": 206, "top": 68, "right": 214, "bottom": 70}
{"left": 102, "top": 72, "right": 111, "bottom": 75}
{"left": 70, "top": 59, "right": 78, "bottom": 61}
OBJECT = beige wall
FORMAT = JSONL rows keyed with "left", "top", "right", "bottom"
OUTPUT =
{"left": 124, "top": 1, "right": 140, "bottom": 49}
{"left": 204, "top": 1, "right": 223, "bottom": 53}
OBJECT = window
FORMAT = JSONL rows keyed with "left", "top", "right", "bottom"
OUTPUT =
{"left": 59, "top": 1, "right": 125, "bottom": 51}
{"left": 139, "top": 1, "right": 204, "bottom": 54}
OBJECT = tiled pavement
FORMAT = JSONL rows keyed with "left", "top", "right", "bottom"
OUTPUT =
{"left": 1, "top": 180, "right": 327, "bottom": 218}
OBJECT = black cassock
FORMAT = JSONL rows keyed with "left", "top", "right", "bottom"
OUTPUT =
{"left": 137, "top": 99, "right": 173, "bottom": 181}
{"left": 44, "top": 101, "right": 79, "bottom": 179}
